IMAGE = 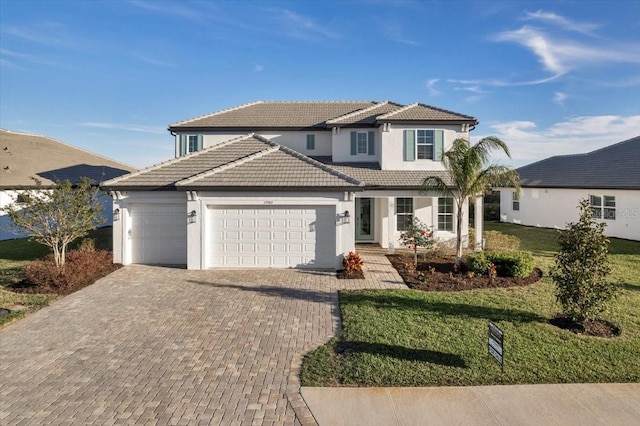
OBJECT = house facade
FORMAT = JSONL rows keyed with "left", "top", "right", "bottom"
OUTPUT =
{"left": 499, "top": 136, "right": 640, "bottom": 241}
{"left": 103, "top": 101, "right": 482, "bottom": 270}
{"left": 0, "top": 129, "right": 135, "bottom": 240}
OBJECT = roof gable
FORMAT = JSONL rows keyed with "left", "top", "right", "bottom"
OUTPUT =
{"left": 517, "top": 136, "right": 640, "bottom": 189}
{"left": 325, "top": 101, "right": 404, "bottom": 126}
{"left": 377, "top": 103, "right": 477, "bottom": 123}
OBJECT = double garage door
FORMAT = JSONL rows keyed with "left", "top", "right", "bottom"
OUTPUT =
{"left": 129, "top": 203, "right": 336, "bottom": 269}
{"left": 209, "top": 206, "right": 336, "bottom": 269}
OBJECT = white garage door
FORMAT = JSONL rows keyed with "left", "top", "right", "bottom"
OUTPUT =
{"left": 129, "top": 204, "right": 187, "bottom": 265}
{"left": 209, "top": 206, "right": 336, "bottom": 269}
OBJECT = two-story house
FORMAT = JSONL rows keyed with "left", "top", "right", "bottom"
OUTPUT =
{"left": 102, "top": 101, "right": 480, "bottom": 270}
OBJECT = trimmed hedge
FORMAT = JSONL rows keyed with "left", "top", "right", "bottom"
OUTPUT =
{"left": 465, "top": 250, "right": 535, "bottom": 278}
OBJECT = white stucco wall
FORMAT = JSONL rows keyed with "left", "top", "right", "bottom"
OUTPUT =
{"left": 330, "top": 127, "right": 382, "bottom": 163}
{"left": 380, "top": 124, "right": 469, "bottom": 170}
{"left": 175, "top": 131, "right": 333, "bottom": 157}
{"left": 111, "top": 190, "right": 355, "bottom": 270}
{"left": 499, "top": 187, "right": 640, "bottom": 241}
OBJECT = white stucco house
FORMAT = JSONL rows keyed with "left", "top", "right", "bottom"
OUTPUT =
{"left": 0, "top": 129, "right": 136, "bottom": 240}
{"left": 103, "top": 101, "right": 483, "bottom": 270}
{"left": 499, "top": 136, "right": 640, "bottom": 241}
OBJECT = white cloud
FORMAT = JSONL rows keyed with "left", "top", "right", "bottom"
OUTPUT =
{"left": 553, "top": 92, "right": 567, "bottom": 106}
{"left": 425, "top": 79, "right": 440, "bottom": 96}
{"left": 268, "top": 8, "right": 341, "bottom": 42}
{"left": 380, "top": 20, "right": 419, "bottom": 46}
{"left": 523, "top": 10, "right": 600, "bottom": 36}
{"left": 254, "top": 64, "right": 265, "bottom": 72}
{"left": 448, "top": 74, "right": 562, "bottom": 88}
{"left": 81, "top": 122, "right": 165, "bottom": 134}
{"left": 476, "top": 115, "right": 640, "bottom": 166}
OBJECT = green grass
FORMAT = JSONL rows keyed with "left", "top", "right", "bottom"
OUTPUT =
{"left": 0, "top": 227, "right": 112, "bottom": 327}
{"left": 301, "top": 223, "right": 640, "bottom": 387}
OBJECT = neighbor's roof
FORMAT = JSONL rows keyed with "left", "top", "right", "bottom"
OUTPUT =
{"left": 170, "top": 100, "right": 477, "bottom": 130}
{"left": 517, "top": 136, "right": 640, "bottom": 189}
{"left": 312, "top": 157, "right": 455, "bottom": 189}
{"left": 0, "top": 129, "right": 136, "bottom": 189}
{"left": 102, "top": 134, "right": 363, "bottom": 191}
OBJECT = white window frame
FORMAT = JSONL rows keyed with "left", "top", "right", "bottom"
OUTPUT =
{"left": 357, "top": 132, "right": 368, "bottom": 154}
{"left": 512, "top": 191, "right": 520, "bottom": 211}
{"left": 416, "top": 130, "right": 434, "bottom": 160}
{"left": 438, "top": 197, "right": 454, "bottom": 232}
{"left": 603, "top": 195, "right": 616, "bottom": 220}
{"left": 187, "top": 135, "right": 199, "bottom": 153}
{"left": 396, "top": 197, "right": 413, "bottom": 231}
{"left": 590, "top": 195, "right": 603, "bottom": 219}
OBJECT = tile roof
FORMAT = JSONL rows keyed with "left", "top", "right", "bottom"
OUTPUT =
{"left": 312, "top": 157, "right": 455, "bottom": 189}
{"left": 0, "top": 129, "right": 135, "bottom": 188}
{"left": 102, "top": 135, "right": 363, "bottom": 190}
{"left": 377, "top": 103, "right": 477, "bottom": 123}
{"left": 517, "top": 136, "right": 640, "bottom": 189}
{"left": 170, "top": 101, "right": 376, "bottom": 129}
{"left": 169, "top": 100, "right": 477, "bottom": 129}
{"left": 325, "top": 101, "right": 404, "bottom": 126}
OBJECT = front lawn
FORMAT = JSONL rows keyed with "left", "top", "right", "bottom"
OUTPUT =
{"left": 301, "top": 223, "right": 640, "bottom": 386}
{"left": 0, "top": 227, "right": 112, "bottom": 327}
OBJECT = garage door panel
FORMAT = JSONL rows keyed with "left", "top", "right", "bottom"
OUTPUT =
{"left": 209, "top": 205, "right": 335, "bottom": 269}
{"left": 130, "top": 204, "right": 186, "bottom": 265}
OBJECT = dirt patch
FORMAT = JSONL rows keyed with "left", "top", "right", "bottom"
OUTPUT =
{"left": 550, "top": 316, "right": 621, "bottom": 338}
{"left": 387, "top": 253, "right": 542, "bottom": 291}
{"left": 337, "top": 270, "right": 365, "bottom": 280}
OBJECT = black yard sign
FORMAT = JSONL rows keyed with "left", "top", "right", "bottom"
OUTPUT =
{"left": 488, "top": 321, "right": 504, "bottom": 370}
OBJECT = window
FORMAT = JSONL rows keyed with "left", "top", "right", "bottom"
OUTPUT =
{"left": 438, "top": 197, "right": 454, "bottom": 231}
{"left": 590, "top": 195, "right": 602, "bottom": 219}
{"left": 604, "top": 196, "right": 616, "bottom": 220}
{"left": 306, "top": 134, "right": 315, "bottom": 150}
{"left": 396, "top": 198, "right": 413, "bottom": 231}
{"left": 416, "top": 130, "right": 434, "bottom": 159}
{"left": 357, "top": 132, "right": 368, "bottom": 154}
{"left": 188, "top": 135, "right": 199, "bottom": 153}
{"left": 512, "top": 191, "right": 520, "bottom": 211}
{"left": 16, "top": 193, "right": 30, "bottom": 204}
{"left": 180, "top": 134, "right": 202, "bottom": 156}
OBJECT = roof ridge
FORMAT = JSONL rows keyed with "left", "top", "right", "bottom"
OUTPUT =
{"left": 169, "top": 101, "right": 264, "bottom": 127}
{"left": 102, "top": 133, "right": 258, "bottom": 186}
{"left": 176, "top": 142, "right": 279, "bottom": 186}
{"left": 326, "top": 101, "right": 403, "bottom": 124}
{"left": 275, "top": 144, "right": 363, "bottom": 186}
{"left": 254, "top": 100, "right": 377, "bottom": 104}
{"left": 377, "top": 103, "right": 418, "bottom": 119}
{"left": 415, "top": 102, "right": 477, "bottom": 120}
{"left": 0, "top": 128, "right": 136, "bottom": 172}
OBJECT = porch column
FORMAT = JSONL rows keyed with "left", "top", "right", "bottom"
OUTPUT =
{"left": 474, "top": 195, "right": 483, "bottom": 250}
{"left": 387, "top": 196, "right": 395, "bottom": 253}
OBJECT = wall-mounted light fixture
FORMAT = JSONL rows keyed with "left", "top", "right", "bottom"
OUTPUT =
{"left": 113, "top": 208, "right": 120, "bottom": 221}
{"left": 188, "top": 210, "right": 197, "bottom": 224}
{"left": 343, "top": 210, "right": 351, "bottom": 224}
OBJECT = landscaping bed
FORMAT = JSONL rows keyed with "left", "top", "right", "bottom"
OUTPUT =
{"left": 387, "top": 253, "right": 542, "bottom": 291}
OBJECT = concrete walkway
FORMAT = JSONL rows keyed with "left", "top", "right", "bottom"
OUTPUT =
{"left": 301, "top": 383, "right": 640, "bottom": 426}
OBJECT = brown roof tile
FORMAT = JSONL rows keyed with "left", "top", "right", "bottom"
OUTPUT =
{"left": 326, "top": 101, "right": 404, "bottom": 126}
{"left": 377, "top": 103, "right": 477, "bottom": 123}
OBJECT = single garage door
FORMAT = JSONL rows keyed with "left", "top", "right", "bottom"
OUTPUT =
{"left": 129, "top": 204, "right": 187, "bottom": 265}
{"left": 209, "top": 206, "right": 336, "bottom": 269}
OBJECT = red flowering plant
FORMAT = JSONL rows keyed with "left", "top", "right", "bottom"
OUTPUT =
{"left": 399, "top": 217, "right": 434, "bottom": 266}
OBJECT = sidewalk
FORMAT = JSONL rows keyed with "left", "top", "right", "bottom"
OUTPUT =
{"left": 301, "top": 383, "right": 640, "bottom": 426}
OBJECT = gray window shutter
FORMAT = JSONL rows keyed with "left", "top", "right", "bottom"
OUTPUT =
{"left": 434, "top": 130, "right": 444, "bottom": 160}
{"left": 403, "top": 130, "right": 415, "bottom": 161}
{"left": 368, "top": 131, "right": 375, "bottom": 155}
{"left": 197, "top": 134, "right": 203, "bottom": 151}
{"left": 180, "top": 134, "right": 187, "bottom": 156}
{"left": 307, "top": 134, "right": 315, "bottom": 150}
{"left": 350, "top": 131, "right": 357, "bottom": 155}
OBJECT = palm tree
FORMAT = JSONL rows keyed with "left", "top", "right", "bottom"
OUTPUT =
{"left": 421, "top": 137, "right": 520, "bottom": 264}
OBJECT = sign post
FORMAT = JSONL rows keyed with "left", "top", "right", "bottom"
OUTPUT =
{"left": 488, "top": 321, "right": 504, "bottom": 371}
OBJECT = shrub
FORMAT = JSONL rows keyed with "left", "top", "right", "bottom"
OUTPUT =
{"left": 22, "top": 249, "right": 118, "bottom": 295}
{"left": 343, "top": 252, "right": 364, "bottom": 275}
{"left": 465, "top": 250, "right": 535, "bottom": 278}
{"left": 399, "top": 217, "right": 434, "bottom": 265}
{"left": 551, "top": 199, "right": 618, "bottom": 322}
{"left": 468, "top": 229, "right": 520, "bottom": 251}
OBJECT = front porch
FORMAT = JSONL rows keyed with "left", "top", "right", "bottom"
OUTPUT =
{"left": 352, "top": 193, "right": 483, "bottom": 252}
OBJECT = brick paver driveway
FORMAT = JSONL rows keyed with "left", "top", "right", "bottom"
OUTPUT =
{"left": 1, "top": 264, "right": 403, "bottom": 425}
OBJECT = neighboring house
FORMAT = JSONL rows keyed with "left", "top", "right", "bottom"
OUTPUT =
{"left": 499, "top": 136, "right": 640, "bottom": 241}
{"left": 0, "top": 129, "right": 136, "bottom": 240}
{"left": 103, "top": 101, "right": 481, "bottom": 270}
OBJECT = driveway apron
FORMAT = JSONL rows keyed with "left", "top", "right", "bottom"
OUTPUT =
{"left": 1, "top": 264, "right": 404, "bottom": 425}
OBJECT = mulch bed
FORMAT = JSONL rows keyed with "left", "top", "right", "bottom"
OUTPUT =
{"left": 550, "top": 316, "right": 621, "bottom": 338}
{"left": 387, "top": 253, "right": 542, "bottom": 291}
{"left": 337, "top": 270, "right": 365, "bottom": 279}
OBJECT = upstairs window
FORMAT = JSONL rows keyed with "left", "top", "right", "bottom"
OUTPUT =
{"left": 512, "top": 191, "right": 520, "bottom": 211}
{"left": 396, "top": 198, "right": 413, "bottom": 231}
{"left": 416, "top": 130, "right": 434, "bottom": 159}
{"left": 188, "top": 135, "right": 199, "bottom": 153}
{"left": 179, "top": 134, "right": 203, "bottom": 156}
{"left": 306, "top": 134, "right": 315, "bottom": 150}
{"left": 357, "top": 132, "right": 368, "bottom": 153}
{"left": 350, "top": 131, "right": 375, "bottom": 156}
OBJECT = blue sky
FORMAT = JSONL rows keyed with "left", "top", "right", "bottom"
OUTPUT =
{"left": 1, "top": 0, "right": 639, "bottom": 169}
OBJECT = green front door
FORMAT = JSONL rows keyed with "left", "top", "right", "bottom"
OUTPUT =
{"left": 355, "top": 198, "right": 374, "bottom": 241}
